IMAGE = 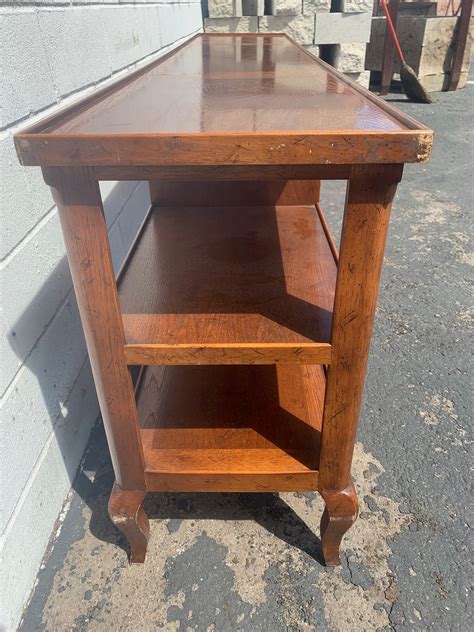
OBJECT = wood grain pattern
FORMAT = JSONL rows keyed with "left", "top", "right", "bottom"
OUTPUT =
{"left": 14, "top": 34, "right": 433, "bottom": 167}
{"left": 149, "top": 180, "right": 321, "bottom": 206}
{"left": 124, "top": 343, "right": 332, "bottom": 366}
{"left": 319, "top": 164, "right": 402, "bottom": 493}
{"left": 108, "top": 483, "right": 149, "bottom": 563}
{"left": 21, "top": 35, "right": 415, "bottom": 134}
{"left": 46, "top": 167, "right": 145, "bottom": 490}
{"left": 16, "top": 131, "right": 433, "bottom": 167}
{"left": 144, "top": 471, "right": 319, "bottom": 493}
{"left": 94, "top": 164, "right": 351, "bottom": 181}
{"left": 119, "top": 204, "right": 337, "bottom": 365}
{"left": 320, "top": 482, "right": 358, "bottom": 566}
{"left": 316, "top": 164, "right": 402, "bottom": 564}
{"left": 136, "top": 364, "right": 324, "bottom": 492}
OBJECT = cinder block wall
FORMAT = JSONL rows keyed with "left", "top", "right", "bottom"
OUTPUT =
{"left": 0, "top": 2, "right": 202, "bottom": 629}
{"left": 203, "top": 0, "right": 373, "bottom": 87}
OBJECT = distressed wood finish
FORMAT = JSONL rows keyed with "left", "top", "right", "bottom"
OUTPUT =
{"left": 45, "top": 167, "right": 146, "bottom": 491}
{"left": 15, "top": 34, "right": 432, "bottom": 568}
{"left": 15, "top": 34, "right": 432, "bottom": 168}
{"left": 124, "top": 343, "right": 332, "bottom": 367}
{"left": 94, "top": 165, "right": 351, "bottom": 182}
{"left": 320, "top": 482, "right": 359, "bottom": 566}
{"left": 16, "top": 131, "right": 432, "bottom": 167}
{"left": 108, "top": 484, "right": 149, "bottom": 563}
{"left": 118, "top": 204, "right": 336, "bottom": 366}
{"left": 317, "top": 164, "right": 402, "bottom": 557}
{"left": 149, "top": 180, "right": 321, "bottom": 206}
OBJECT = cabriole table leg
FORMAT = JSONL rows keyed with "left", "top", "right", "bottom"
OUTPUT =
{"left": 109, "top": 483, "right": 149, "bottom": 563}
{"left": 43, "top": 166, "right": 149, "bottom": 562}
{"left": 318, "top": 164, "right": 403, "bottom": 566}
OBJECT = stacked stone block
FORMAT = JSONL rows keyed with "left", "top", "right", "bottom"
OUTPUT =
{"left": 315, "top": 2, "right": 372, "bottom": 87}
{"left": 243, "top": 0, "right": 265, "bottom": 15}
{"left": 366, "top": 15, "right": 472, "bottom": 92}
{"left": 270, "top": 0, "right": 303, "bottom": 15}
{"left": 205, "top": 0, "right": 257, "bottom": 31}
{"left": 203, "top": 0, "right": 372, "bottom": 88}
{"left": 208, "top": 0, "right": 243, "bottom": 18}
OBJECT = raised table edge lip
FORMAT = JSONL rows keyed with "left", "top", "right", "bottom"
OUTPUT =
{"left": 13, "top": 33, "right": 434, "bottom": 168}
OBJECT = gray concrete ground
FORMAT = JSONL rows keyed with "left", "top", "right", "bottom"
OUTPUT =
{"left": 19, "top": 80, "right": 473, "bottom": 631}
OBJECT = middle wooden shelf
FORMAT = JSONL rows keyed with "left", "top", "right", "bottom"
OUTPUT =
{"left": 119, "top": 203, "right": 336, "bottom": 366}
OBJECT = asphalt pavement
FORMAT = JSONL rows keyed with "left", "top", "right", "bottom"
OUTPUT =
{"left": 19, "top": 78, "right": 473, "bottom": 631}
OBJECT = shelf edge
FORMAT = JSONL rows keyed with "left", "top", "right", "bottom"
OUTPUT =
{"left": 144, "top": 471, "right": 319, "bottom": 493}
{"left": 124, "top": 342, "right": 332, "bottom": 366}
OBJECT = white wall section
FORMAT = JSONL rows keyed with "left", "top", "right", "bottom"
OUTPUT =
{"left": 0, "top": 3, "right": 202, "bottom": 628}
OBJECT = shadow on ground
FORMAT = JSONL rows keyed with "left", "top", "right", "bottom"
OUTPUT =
{"left": 78, "top": 424, "right": 325, "bottom": 567}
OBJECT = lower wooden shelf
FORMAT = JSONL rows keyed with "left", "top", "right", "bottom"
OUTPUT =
{"left": 136, "top": 363, "right": 325, "bottom": 492}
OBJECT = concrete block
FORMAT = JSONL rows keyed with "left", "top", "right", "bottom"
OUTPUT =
{"left": 100, "top": 181, "right": 147, "bottom": 274}
{"left": 134, "top": 5, "right": 163, "bottom": 59}
{"left": 270, "top": 0, "right": 303, "bottom": 16}
{"left": 208, "top": 0, "right": 243, "bottom": 18}
{"left": 332, "top": 0, "right": 373, "bottom": 13}
{"left": 258, "top": 15, "right": 315, "bottom": 46}
{"left": 417, "top": 16, "right": 471, "bottom": 75}
{"left": 1, "top": 134, "right": 55, "bottom": 260}
{"left": 100, "top": 181, "right": 139, "bottom": 227}
{"left": 0, "top": 308, "right": 20, "bottom": 400}
{"left": 1, "top": 295, "right": 88, "bottom": 534}
{"left": 304, "top": 44, "right": 320, "bottom": 58}
{"left": 375, "top": 1, "right": 437, "bottom": 17}
{"left": 37, "top": 7, "right": 113, "bottom": 98}
{"left": 0, "top": 360, "right": 97, "bottom": 632}
{"left": 116, "top": 182, "right": 151, "bottom": 254}
{"left": 104, "top": 5, "right": 165, "bottom": 70}
{"left": 365, "top": 17, "right": 394, "bottom": 71}
{"left": 366, "top": 16, "right": 471, "bottom": 79}
{"left": 314, "top": 12, "right": 371, "bottom": 44}
{"left": 346, "top": 69, "right": 370, "bottom": 88}
{"left": 0, "top": 9, "right": 57, "bottom": 126}
{"left": 157, "top": 3, "right": 203, "bottom": 48}
{"left": 242, "top": 0, "right": 265, "bottom": 14}
{"left": 332, "top": 42, "right": 367, "bottom": 73}
{"left": 419, "top": 71, "right": 469, "bottom": 92}
{"left": 108, "top": 221, "right": 128, "bottom": 275}
{"left": 205, "top": 16, "right": 259, "bottom": 32}
{"left": 1, "top": 212, "right": 73, "bottom": 393}
{"left": 303, "top": 0, "right": 331, "bottom": 15}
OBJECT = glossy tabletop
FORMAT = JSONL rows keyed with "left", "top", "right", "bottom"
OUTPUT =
{"left": 15, "top": 34, "right": 433, "bottom": 167}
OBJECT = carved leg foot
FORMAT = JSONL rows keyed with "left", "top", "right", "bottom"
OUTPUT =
{"left": 108, "top": 483, "right": 149, "bottom": 563}
{"left": 319, "top": 482, "right": 359, "bottom": 567}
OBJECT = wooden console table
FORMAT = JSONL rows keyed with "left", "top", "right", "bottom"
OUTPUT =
{"left": 15, "top": 33, "right": 432, "bottom": 566}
